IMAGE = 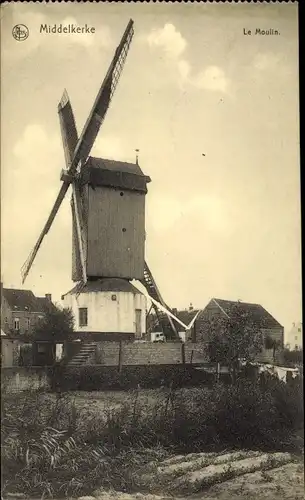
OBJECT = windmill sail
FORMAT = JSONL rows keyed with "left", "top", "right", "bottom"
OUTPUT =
{"left": 21, "top": 19, "right": 134, "bottom": 284}
{"left": 22, "top": 91, "right": 79, "bottom": 284}
{"left": 68, "top": 18, "right": 134, "bottom": 174}
{"left": 58, "top": 90, "right": 87, "bottom": 282}
{"left": 58, "top": 90, "right": 79, "bottom": 167}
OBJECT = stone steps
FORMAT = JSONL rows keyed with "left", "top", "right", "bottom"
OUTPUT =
{"left": 67, "top": 343, "right": 97, "bottom": 366}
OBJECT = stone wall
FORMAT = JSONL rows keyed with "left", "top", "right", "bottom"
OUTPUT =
{"left": 1, "top": 367, "right": 51, "bottom": 393}
{"left": 95, "top": 342, "right": 209, "bottom": 367}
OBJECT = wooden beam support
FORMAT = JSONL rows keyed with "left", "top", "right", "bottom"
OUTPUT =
{"left": 118, "top": 341, "right": 123, "bottom": 373}
{"left": 72, "top": 182, "right": 87, "bottom": 283}
{"left": 60, "top": 169, "right": 75, "bottom": 184}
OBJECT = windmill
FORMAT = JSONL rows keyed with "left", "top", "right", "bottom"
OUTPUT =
{"left": 21, "top": 20, "right": 178, "bottom": 341}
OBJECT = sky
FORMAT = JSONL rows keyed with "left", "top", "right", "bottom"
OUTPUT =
{"left": 1, "top": 2, "right": 300, "bottom": 334}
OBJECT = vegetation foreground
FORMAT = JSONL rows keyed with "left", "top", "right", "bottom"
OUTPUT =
{"left": 1, "top": 379, "right": 303, "bottom": 499}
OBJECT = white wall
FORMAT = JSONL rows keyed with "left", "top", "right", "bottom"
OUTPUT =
{"left": 285, "top": 322, "right": 303, "bottom": 350}
{"left": 63, "top": 291, "right": 146, "bottom": 334}
{"left": 178, "top": 331, "right": 186, "bottom": 342}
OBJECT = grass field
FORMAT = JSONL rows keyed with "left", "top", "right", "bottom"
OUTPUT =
{"left": 2, "top": 382, "right": 303, "bottom": 499}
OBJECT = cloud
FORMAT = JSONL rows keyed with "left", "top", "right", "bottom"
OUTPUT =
{"left": 145, "top": 24, "right": 230, "bottom": 93}
{"left": 177, "top": 59, "right": 191, "bottom": 82}
{"left": 145, "top": 24, "right": 189, "bottom": 87}
{"left": 193, "top": 66, "right": 230, "bottom": 93}
{"left": 91, "top": 135, "right": 131, "bottom": 162}
{"left": 147, "top": 23, "right": 187, "bottom": 59}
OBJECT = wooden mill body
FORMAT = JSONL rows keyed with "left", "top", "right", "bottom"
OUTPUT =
{"left": 72, "top": 157, "right": 151, "bottom": 282}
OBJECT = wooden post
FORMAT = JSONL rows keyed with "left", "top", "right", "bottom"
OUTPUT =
{"left": 216, "top": 362, "right": 220, "bottom": 383}
{"left": 118, "top": 341, "right": 123, "bottom": 373}
{"left": 181, "top": 342, "right": 186, "bottom": 365}
{"left": 190, "top": 349, "right": 194, "bottom": 365}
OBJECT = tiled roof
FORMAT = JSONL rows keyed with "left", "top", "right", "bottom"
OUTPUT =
{"left": 88, "top": 157, "right": 149, "bottom": 178}
{"left": 2, "top": 288, "right": 50, "bottom": 313}
{"left": 211, "top": 298, "right": 283, "bottom": 329}
{"left": 36, "top": 297, "right": 55, "bottom": 311}
{"left": 82, "top": 158, "right": 151, "bottom": 193}
{"left": 174, "top": 309, "right": 201, "bottom": 329}
{"left": 64, "top": 278, "right": 144, "bottom": 296}
{"left": 149, "top": 309, "right": 201, "bottom": 333}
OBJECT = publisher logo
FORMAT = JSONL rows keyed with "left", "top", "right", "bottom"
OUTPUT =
{"left": 12, "top": 24, "right": 29, "bottom": 41}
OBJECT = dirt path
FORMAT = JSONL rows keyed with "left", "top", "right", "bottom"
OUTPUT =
{"left": 76, "top": 449, "right": 304, "bottom": 500}
{"left": 4, "top": 451, "right": 303, "bottom": 500}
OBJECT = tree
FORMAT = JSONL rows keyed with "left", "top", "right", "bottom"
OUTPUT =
{"left": 206, "top": 304, "right": 264, "bottom": 383}
{"left": 33, "top": 305, "right": 74, "bottom": 341}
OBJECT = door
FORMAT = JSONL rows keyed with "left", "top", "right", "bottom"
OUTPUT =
{"left": 135, "top": 309, "right": 142, "bottom": 338}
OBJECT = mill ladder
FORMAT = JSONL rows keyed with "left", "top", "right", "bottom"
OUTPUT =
{"left": 141, "top": 262, "right": 179, "bottom": 340}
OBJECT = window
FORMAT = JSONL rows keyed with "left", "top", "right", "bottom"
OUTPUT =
{"left": 79, "top": 308, "right": 88, "bottom": 327}
{"left": 298, "top": 328, "right": 301, "bottom": 333}
{"left": 26, "top": 318, "right": 31, "bottom": 330}
{"left": 295, "top": 336, "right": 298, "bottom": 341}
{"left": 14, "top": 318, "right": 20, "bottom": 331}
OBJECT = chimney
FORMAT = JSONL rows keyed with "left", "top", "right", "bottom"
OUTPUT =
{"left": 172, "top": 308, "right": 178, "bottom": 316}
{"left": 189, "top": 302, "right": 194, "bottom": 311}
{"left": 45, "top": 293, "right": 52, "bottom": 302}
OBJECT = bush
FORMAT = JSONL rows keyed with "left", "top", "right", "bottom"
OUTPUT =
{"left": 52, "top": 365, "right": 212, "bottom": 391}
{"left": 1, "top": 391, "right": 168, "bottom": 497}
{"left": 282, "top": 348, "right": 303, "bottom": 365}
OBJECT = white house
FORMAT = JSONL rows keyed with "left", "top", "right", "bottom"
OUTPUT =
{"left": 285, "top": 322, "right": 303, "bottom": 350}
